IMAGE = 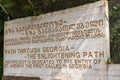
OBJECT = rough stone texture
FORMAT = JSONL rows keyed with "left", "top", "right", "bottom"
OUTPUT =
{"left": 3, "top": 1, "right": 110, "bottom": 80}
{"left": 108, "top": 64, "right": 120, "bottom": 80}
{"left": 2, "top": 64, "right": 120, "bottom": 80}
{"left": 2, "top": 76, "right": 40, "bottom": 80}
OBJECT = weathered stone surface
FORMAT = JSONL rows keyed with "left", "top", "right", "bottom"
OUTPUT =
{"left": 108, "top": 64, "right": 120, "bottom": 80}
{"left": 2, "top": 76, "right": 40, "bottom": 80}
{"left": 3, "top": 1, "right": 110, "bottom": 80}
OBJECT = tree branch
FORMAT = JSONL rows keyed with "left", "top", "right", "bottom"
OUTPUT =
{"left": 0, "top": 3, "right": 8, "bottom": 15}
{"left": 28, "top": 0, "right": 34, "bottom": 8}
{"left": 0, "top": 3, "right": 10, "bottom": 20}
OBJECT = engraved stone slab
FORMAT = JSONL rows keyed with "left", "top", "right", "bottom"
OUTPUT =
{"left": 3, "top": 1, "right": 109, "bottom": 80}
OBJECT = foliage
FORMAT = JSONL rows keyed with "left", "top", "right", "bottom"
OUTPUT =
{"left": 109, "top": 0, "right": 120, "bottom": 63}
{"left": 0, "top": 5, "right": 7, "bottom": 79}
{"left": 0, "top": 0, "right": 15, "bottom": 9}
{"left": 110, "top": 20, "right": 120, "bottom": 63}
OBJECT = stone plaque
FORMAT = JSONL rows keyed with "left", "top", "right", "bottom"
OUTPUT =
{"left": 4, "top": 1, "right": 109, "bottom": 80}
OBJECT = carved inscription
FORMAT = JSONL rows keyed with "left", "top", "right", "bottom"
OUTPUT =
{"left": 4, "top": 19, "right": 105, "bottom": 46}
{"left": 3, "top": 1, "right": 110, "bottom": 80}
{"left": 4, "top": 18, "right": 106, "bottom": 70}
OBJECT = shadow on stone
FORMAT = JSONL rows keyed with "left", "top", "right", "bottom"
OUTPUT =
{"left": 2, "top": 76, "right": 41, "bottom": 80}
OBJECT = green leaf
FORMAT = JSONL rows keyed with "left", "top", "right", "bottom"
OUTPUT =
{"left": 23, "top": 4, "right": 33, "bottom": 11}
{"left": 3, "top": 0, "right": 15, "bottom": 9}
